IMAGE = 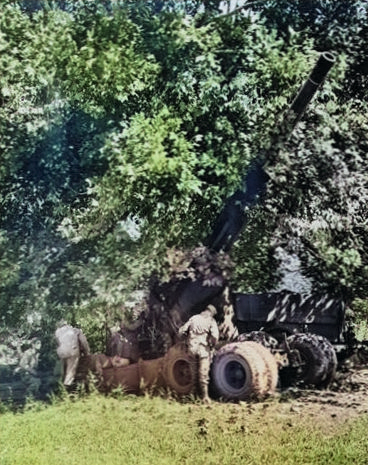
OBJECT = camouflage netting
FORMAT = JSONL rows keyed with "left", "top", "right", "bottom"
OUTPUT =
{"left": 109, "top": 247, "right": 238, "bottom": 360}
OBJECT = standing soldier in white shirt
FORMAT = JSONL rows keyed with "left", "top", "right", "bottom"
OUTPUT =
{"left": 178, "top": 305, "right": 219, "bottom": 403}
{"left": 55, "top": 321, "right": 90, "bottom": 387}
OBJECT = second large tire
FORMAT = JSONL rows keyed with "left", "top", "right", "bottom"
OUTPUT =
{"left": 210, "top": 341, "right": 275, "bottom": 401}
{"left": 280, "top": 333, "right": 337, "bottom": 387}
{"left": 162, "top": 343, "right": 197, "bottom": 396}
{"left": 244, "top": 341, "right": 279, "bottom": 393}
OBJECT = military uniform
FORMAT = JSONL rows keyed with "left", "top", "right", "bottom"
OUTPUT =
{"left": 55, "top": 322, "right": 90, "bottom": 387}
{"left": 178, "top": 305, "right": 219, "bottom": 402}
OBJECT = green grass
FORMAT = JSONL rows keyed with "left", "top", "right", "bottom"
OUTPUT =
{"left": 0, "top": 392, "right": 367, "bottom": 465}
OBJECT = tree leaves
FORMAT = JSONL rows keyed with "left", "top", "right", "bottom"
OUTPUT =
{"left": 1, "top": 0, "right": 368, "bottom": 347}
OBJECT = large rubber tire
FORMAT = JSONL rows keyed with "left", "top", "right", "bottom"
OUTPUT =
{"left": 210, "top": 341, "right": 273, "bottom": 401}
{"left": 281, "top": 333, "right": 337, "bottom": 387}
{"left": 244, "top": 341, "right": 279, "bottom": 394}
{"left": 162, "top": 343, "right": 197, "bottom": 396}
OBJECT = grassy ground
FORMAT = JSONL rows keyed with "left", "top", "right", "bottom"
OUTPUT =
{"left": 1, "top": 391, "right": 368, "bottom": 465}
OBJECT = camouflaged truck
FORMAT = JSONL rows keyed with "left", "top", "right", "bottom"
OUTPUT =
{"left": 77, "top": 52, "right": 364, "bottom": 402}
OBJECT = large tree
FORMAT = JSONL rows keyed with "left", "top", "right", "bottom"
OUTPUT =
{"left": 0, "top": 1, "right": 367, "bottom": 352}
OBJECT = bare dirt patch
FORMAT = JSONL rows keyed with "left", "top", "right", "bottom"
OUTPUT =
{"left": 266, "top": 365, "right": 368, "bottom": 430}
{"left": 295, "top": 367, "right": 368, "bottom": 418}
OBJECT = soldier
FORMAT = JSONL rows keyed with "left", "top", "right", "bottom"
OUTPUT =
{"left": 106, "top": 318, "right": 141, "bottom": 363}
{"left": 178, "top": 305, "right": 219, "bottom": 403}
{"left": 55, "top": 321, "right": 90, "bottom": 387}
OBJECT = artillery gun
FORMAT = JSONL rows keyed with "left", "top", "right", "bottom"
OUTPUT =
{"left": 80, "top": 52, "right": 362, "bottom": 401}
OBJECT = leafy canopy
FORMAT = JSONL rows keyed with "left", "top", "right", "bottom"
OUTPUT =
{"left": 0, "top": 1, "right": 367, "bottom": 353}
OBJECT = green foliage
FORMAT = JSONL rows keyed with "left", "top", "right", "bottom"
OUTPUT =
{"left": 1, "top": 0, "right": 368, "bottom": 354}
{"left": 253, "top": 0, "right": 368, "bottom": 100}
{"left": 87, "top": 107, "right": 202, "bottom": 242}
{"left": 351, "top": 298, "right": 368, "bottom": 320}
{"left": 265, "top": 91, "right": 368, "bottom": 297}
{"left": 351, "top": 298, "right": 368, "bottom": 341}
{"left": 62, "top": 3, "right": 159, "bottom": 116}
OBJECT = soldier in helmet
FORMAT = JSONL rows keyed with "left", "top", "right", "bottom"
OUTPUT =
{"left": 178, "top": 305, "right": 219, "bottom": 403}
{"left": 55, "top": 321, "right": 90, "bottom": 388}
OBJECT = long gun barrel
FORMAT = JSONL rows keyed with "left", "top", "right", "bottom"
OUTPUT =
{"left": 207, "top": 52, "right": 336, "bottom": 252}
{"left": 143, "top": 52, "right": 337, "bottom": 353}
{"left": 289, "top": 51, "right": 336, "bottom": 128}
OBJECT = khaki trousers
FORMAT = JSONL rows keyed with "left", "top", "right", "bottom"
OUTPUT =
{"left": 62, "top": 355, "right": 80, "bottom": 386}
